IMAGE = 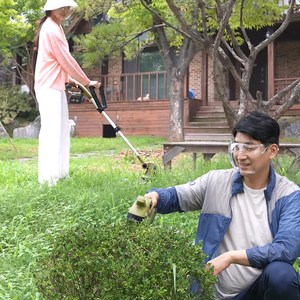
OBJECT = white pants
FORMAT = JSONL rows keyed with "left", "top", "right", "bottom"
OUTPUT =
{"left": 36, "top": 89, "right": 70, "bottom": 185}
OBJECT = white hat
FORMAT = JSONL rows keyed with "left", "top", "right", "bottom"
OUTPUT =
{"left": 43, "top": 0, "right": 78, "bottom": 11}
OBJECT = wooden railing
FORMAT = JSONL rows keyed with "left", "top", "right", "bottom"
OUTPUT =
{"left": 100, "top": 71, "right": 169, "bottom": 102}
{"left": 98, "top": 74, "right": 299, "bottom": 103}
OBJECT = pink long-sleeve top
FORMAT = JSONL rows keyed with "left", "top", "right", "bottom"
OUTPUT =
{"left": 35, "top": 17, "right": 90, "bottom": 91}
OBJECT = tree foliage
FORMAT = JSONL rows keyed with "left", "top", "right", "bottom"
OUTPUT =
{"left": 75, "top": 0, "right": 298, "bottom": 140}
{"left": 76, "top": 0, "right": 290, "bottom": 65}
{"left": 1, "top": 0, "right": 298, "bottom": 139}
{"left": 0, "top": 0, "right": 43, "bottom": 60}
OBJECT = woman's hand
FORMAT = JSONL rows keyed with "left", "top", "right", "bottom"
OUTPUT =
{"left": 69, "top": 78, "right": 80, "bottom": 87}
{"left": 89, "top": 80, "right": 101, "bottom": 89}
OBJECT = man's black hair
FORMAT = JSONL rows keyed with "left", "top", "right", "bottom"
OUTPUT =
{"left": 232, "top": 111, "right": 280, "bottom": 145}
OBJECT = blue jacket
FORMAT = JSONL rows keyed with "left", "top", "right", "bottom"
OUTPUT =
{"left": 150, "top": 166, "right": 300, "bottom": 269}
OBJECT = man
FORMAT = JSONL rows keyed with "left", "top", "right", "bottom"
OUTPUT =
{"left": 145, "top": 111, "right": 300, "bottom": 299}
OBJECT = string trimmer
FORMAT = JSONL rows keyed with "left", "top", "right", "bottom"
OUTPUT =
{"left": 68, "top": 83, "right": 156, "bottom": 177}
{"left": 127, "top": 195, "right": 156, "bottom": 223}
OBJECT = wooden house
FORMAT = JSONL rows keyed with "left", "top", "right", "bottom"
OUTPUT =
{"left": 66, "top": 11, "right": 300, "bottom": 140}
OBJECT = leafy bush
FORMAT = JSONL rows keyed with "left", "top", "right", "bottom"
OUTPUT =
{"left": 0, "top": 85, "right": 32, "bottom": 124}
{"left": 35, "top": 221, "right": 216, "bottom": 300}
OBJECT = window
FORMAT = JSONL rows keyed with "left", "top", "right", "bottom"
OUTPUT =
{"left": 123, "top": 47, "right": 169, "bottom": 100}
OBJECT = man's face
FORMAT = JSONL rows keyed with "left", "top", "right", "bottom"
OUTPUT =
{"left": 230, "top": 132, "right": 278, "bottom": 182}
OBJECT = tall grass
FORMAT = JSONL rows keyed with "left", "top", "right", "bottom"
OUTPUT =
{"left": 0, "top": 137, "right": 299, "bottom": 299}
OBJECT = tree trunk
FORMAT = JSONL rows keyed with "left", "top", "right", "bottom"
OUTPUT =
{"left": 213, "top": 55, "right": 237, "bottom": 129}
{"left": 26, "top": 42, "right": 37, "bottom": 98}
{"left": 168, "top": 71, "right": 185, "bottom": 142}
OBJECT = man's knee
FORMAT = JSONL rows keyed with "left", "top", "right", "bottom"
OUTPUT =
{"left": 263, "top": 261, "right": 298, "bottom": 294}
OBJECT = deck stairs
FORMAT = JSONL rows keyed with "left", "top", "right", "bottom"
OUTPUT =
{"left": 184, "top": 101, "right": 300, "bottom": 142}
{"left": 184, "top": 102, "right": 233, "bottom": 142}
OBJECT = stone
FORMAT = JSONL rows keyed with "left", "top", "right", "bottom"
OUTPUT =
{"left": 13, "top": 116, "right": 41, "bottom": 138}
{"left": 284, "top": 120, "right": 300, "bottom": 140}
{"left": 69, "top": 119, "right": 76, "bottom": 137}
{"left": 12, "top": 116, "right": 77, "bottom": 138}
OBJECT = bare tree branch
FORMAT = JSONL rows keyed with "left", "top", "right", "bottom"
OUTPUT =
{"left": 178, "top": 38, "right": 196, "bottom": 75}
{"left": 267, "top": 77, "right": 300, "bottom": 108}
{"left": 140, "top": 0, "right": 192, "bottom": 40}
{"left": 239, "top": 0, "right": 252, "bottom": 52}
{"left": 217, "top": 47, "right": 255, "bottom": 104}
{"left": 223, "top": 25, "right": 247, "bottom": 62}
{"left": 221, "top": 39, "right": 244, "bottom": 65}
{"left": 197, "top": 0, "right": 208, "bottom": 37}
{"left": 122, "top": 24, "right": 166, "bottom": 48}
{"left": 214, "top": 0, "right": 236, "bottom": 53}
{"left": 140, "top": 0, "right": 202, "bottom": 74}
{"left": 164, "top": 0, "right": 190, "bottom": 32}
{"left": 255, "top": 0, "right": 295, "bottom": 54}
{"left": 273, "top": 82, "right": 300, "bottom": 120}
{"left": 165, "top": 0, "right": 208, "bottom": 45}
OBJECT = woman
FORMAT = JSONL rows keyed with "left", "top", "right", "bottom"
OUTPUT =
{"left": 34, "top": 0, "right": 100, "bottom": 186}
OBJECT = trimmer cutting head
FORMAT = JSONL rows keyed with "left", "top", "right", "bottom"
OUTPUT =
{"left": 127, "top": 196, "right": 156, "bottom": 223}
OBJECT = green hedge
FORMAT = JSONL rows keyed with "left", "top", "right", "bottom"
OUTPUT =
{"left": 0, "top": 85, "right": 33, "bottom": 124}
{"left": 35, "top": 221, "right": 216, "bottom": 300}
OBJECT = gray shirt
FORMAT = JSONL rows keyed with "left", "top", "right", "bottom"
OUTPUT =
{"left": 215, "top": 183, "right": 273, "bottom": 299}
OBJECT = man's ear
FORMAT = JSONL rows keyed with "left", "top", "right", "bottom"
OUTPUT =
{"left": 269, "top": 144, "right": 279, "bottom": 158}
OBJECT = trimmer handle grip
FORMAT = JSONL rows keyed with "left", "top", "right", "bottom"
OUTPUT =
{"left": 89, "top": 85, "right": 107, "bottom": 112}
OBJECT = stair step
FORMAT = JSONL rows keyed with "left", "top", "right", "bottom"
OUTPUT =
{"left": 184, "top": 127, "right": 231, "bottom": 134}
{"left": 205, "top": 101, "right": 239, "bottom": 107}
{"left": 197, "top": 107, "right": 225, "bottom": 113}
{"left": 186, "top": 103, "right": 232, "bottom": 139}
{"left": 188, "top": 122, "right": 229, "bottom": 127}
{"left": 184, "top": 133, "right": 232, "bottom": 141}
{"left": 195, "top": 110, "right": 225, "bottom": 115}
{"left": 192, "top": 116, "right": 227, "bottom": 122}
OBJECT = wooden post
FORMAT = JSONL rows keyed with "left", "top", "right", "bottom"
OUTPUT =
{"left": 201, "top": 51, "right": 208, "bottom": 106}
{"left": 267, "top": 41, "right": 275, "bottom": 100}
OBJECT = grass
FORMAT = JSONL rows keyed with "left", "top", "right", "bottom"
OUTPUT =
{"left": 0, "top": 136, "right": 299, "bottom": 299}
{"left": 0, "top": 136, "right": 166, "bottom": 160}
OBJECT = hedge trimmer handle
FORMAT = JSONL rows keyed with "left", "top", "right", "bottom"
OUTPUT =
{"left": 89, "top": 85, "right": 107, "bottom": 112}
{"left": 68, "top": 83, "right": 107, "bottom": 112}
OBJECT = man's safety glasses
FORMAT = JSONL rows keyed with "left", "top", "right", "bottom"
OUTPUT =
{"left": 228, "top": 142, "right": 268, "bottom": 154}
{"left": 228, "top": 142, "right": 269, "bottom": 168}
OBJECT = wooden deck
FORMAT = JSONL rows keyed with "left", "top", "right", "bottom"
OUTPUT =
{"left": 69, "top": 99, "right": 300, "bottom": 139}
{"left": 162, "top": 141, "right": 300, "bottom": 169}
{"left": 68, "top": 99, "right": 196, "bottom": 138}
{"left": 69, "top": 100, "right": 171, "bottom": 138}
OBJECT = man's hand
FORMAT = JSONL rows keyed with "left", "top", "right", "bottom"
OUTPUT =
{"left": 144, "top": 191, "right": 159, "bottom": 213}
{"left": 207, "top": 250, "right": 249, "bottom": 275}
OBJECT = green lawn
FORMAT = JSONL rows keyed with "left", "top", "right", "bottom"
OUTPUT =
{"left": 0, "top": 136, "right": 299, "bottom": 299}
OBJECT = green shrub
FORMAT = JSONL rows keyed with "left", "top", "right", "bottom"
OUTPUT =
{"left": 35, "top": 221, "right": 216, "bottom": 300}
{"left": 0, "top": 85, "right": 32, "bottom": 124}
